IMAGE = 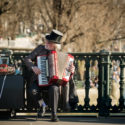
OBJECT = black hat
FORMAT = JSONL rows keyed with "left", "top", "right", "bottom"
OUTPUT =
{"left": 45, "top": 29, "right": 63, "bottom": 44}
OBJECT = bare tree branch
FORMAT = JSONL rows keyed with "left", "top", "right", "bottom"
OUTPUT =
{"left": 0, "top": 0, "right": 17, "bottom": 15}
{"left": 42, "top": 0, "right": 53, "bottom": 26}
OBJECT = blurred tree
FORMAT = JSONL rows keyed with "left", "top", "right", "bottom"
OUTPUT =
{"left": 0, "top": 0, "right": 124, "bottom": 52}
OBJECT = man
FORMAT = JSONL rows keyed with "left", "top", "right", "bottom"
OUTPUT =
{"left": 24, "top": 29, "right": 75, "bottom": 122}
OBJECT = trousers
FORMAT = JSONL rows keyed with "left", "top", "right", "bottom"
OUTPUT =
{"left": 28, "top": 83, "right": 59, "bottom": 114}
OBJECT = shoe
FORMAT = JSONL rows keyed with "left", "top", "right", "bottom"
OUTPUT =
{"left": 37, "top": 108, "right": 42, "bottom": 118}
{"left": 37, "top": 106, "right": 46, "bottom": 118}
{"left": 51, "top": 113, "right": 59, "bottom": 122}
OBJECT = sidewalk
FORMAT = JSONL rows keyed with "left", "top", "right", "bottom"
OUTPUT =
{"left": 0, "top": 116, "right": 125, "bottom": 125}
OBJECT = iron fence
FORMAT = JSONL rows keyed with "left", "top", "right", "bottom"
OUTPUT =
{"left": 0, "top": 50, "right": 125, "bottom": 117}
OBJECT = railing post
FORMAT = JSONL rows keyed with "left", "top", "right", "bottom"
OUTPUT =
{"left": 84, "top": 57, "right": 90, "bottom": 110}
{"left": 119, "top": 56, "right": 125, "bottom": 110}
{"left": 98, "top": 50, "right": 111, "bottom": 117}
{"left": 73, "top": 56, "right": 79, "bottom": 82}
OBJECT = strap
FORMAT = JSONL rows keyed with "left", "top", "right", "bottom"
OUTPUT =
{"left": 0, "top": 75, "right": 7, "bottom": 99}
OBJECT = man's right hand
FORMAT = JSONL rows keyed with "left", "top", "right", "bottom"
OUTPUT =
{"left": 32, "top": 66, "right": 41, "bottom": 75}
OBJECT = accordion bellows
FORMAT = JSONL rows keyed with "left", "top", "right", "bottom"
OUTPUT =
{"left": 37, "top": 51, "right": 74, "bottom": 86}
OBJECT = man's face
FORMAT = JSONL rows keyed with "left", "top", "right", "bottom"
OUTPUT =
{"left": 45, "top": 40, "right": 56, "bottom": 50}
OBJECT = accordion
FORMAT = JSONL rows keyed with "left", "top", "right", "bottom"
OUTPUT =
{"left": 37, "top": 51, "right": 74, "bottom": 86}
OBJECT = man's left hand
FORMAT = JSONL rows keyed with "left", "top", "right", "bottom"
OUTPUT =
{"left": 68, "top": 63, "right": 75, "bottom": 74}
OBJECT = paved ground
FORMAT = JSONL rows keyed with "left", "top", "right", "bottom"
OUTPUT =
{"left": 0, "top": 116, "right": 125, "bottom": 125}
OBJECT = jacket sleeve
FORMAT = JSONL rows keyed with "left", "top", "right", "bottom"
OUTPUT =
{"left": 24, "top": 45, "right": 43, "bottom": 70}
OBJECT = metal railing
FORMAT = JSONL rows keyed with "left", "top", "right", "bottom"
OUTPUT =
{"left": 71, "top": 50, "right": 125, "bottom": 116}
{"left": 1, "top": 50, "right": 125, "bottom": 117}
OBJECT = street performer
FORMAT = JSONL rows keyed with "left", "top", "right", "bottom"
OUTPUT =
{"left": 24, "top": 29, "right": 75, "bottom": 122}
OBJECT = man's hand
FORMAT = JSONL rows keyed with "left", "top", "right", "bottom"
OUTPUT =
{"left": 32, "top": 66, "right": 41, "bottom": 75}
{"left": 67, "top": 63, "right": 75, "bottom": 74}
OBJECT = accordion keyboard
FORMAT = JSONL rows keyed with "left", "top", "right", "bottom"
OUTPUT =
{"left": 37, "top": 56, "right": 49, "bottom": 86}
